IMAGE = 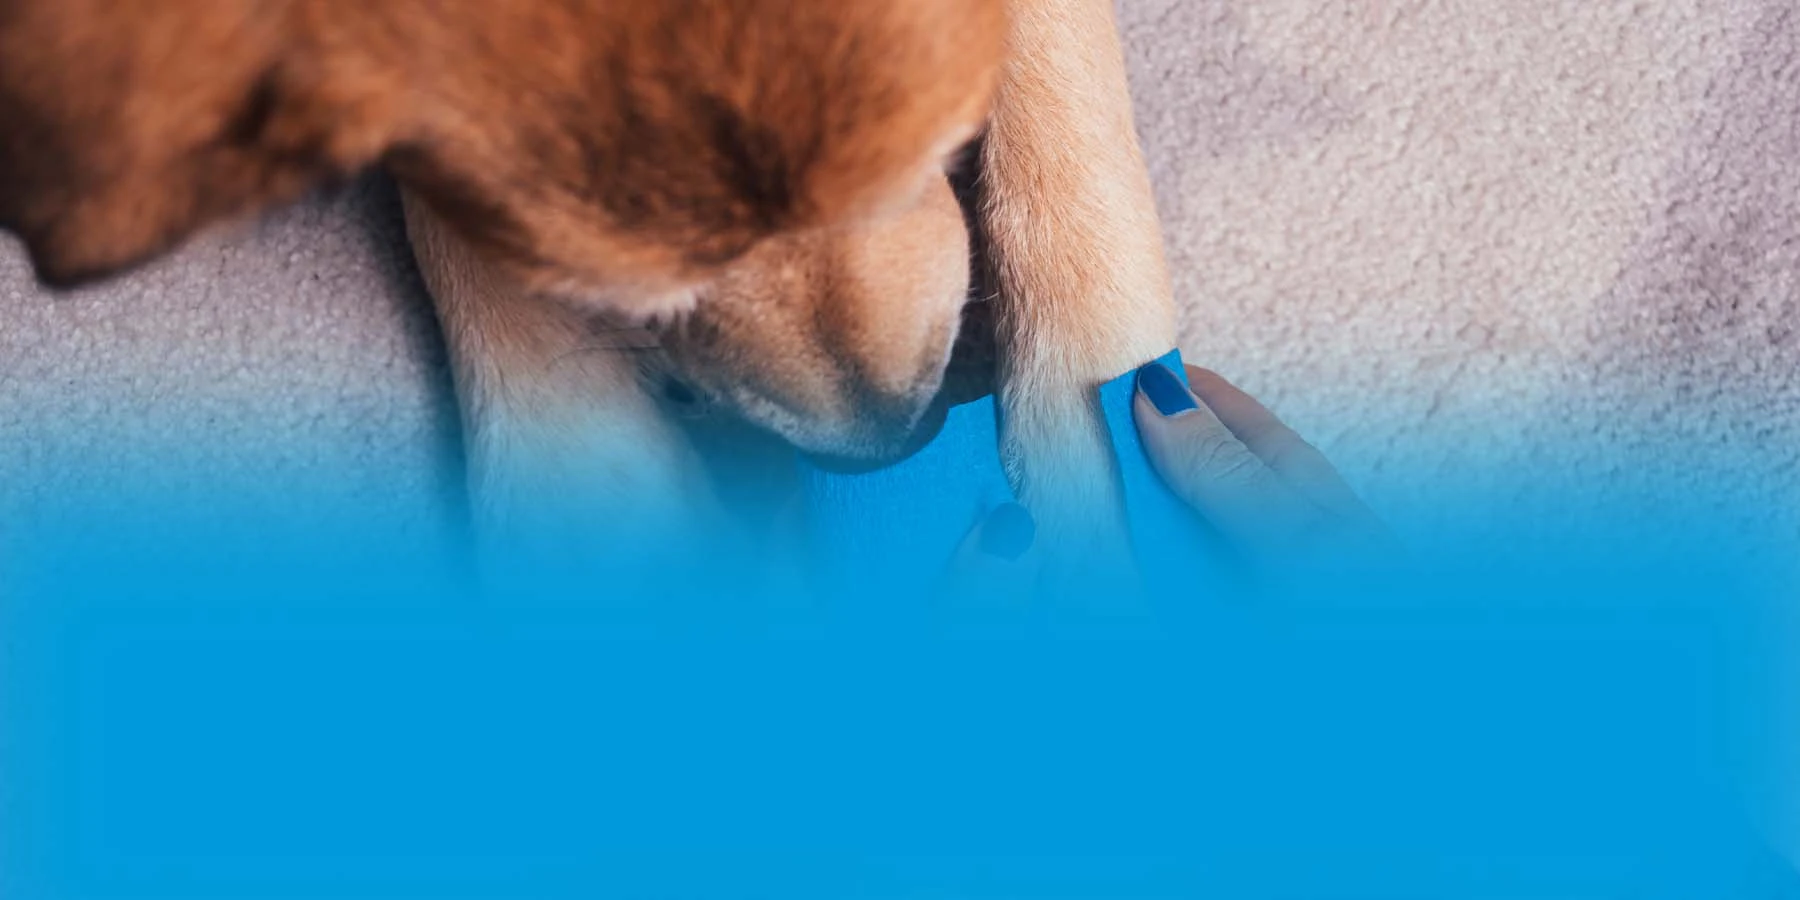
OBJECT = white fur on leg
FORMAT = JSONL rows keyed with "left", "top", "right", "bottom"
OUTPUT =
{"left": 983, "top": 0, "right": 1180, "bottom": 582}
{"left": 401, "top": 190, "right": 729, "bottom": 592}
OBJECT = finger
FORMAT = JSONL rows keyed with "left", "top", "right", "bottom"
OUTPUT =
{"left": 1133, "top": 363, "right": 1327, "bottom": 551}
{"left": 938, "top": 502, "right": 1041, "bottom": 608}
{"left": 1184, "top": 365, "right": 1381, "bottom": 524}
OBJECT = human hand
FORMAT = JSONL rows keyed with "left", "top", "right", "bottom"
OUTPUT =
{"left": 940, "top": 361, "right": 1392, "bottom": 596}
{"left": 1132, "top": 361, "right": 1395, "bottom": 566}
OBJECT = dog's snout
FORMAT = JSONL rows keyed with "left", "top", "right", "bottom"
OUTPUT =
{"left": 653, "top": 170, "right": 971, "bottom": 470}
{"left": 800, "top": 379, "right": 954, "bottom": 473}
{"left": 852, "top": 380, "right": 944, "bottom": 456}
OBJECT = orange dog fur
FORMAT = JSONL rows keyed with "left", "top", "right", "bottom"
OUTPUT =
{"left": 0, "top": 0, "right": 1176, "bottom": 581}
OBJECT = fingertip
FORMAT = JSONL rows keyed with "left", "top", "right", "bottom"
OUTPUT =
{"left": 1132, "top": 378, "right": 1188, "bottom": 461}
{"left": 1133, "top": 366, "right": 1209, "bottom": 454}
{"left": 1131, "top": 380, "right": 1163, "bottom": 425}
{"left": 1134, "top": 362, "right": 1198, "bottom": 417}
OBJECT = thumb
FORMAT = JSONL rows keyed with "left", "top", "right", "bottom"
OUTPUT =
{"left": 1133, "top": 362, "right": 1325, "bottom": 551}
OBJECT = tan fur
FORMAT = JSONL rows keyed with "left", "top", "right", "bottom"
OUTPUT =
{"left": 401, "top": 189, "right": 724, "bottom": 568}
{"left": 398, "top": 0, "right": 1175, "bottom": 577}
{"left": 979, "top": 0, "right": 1179, "bottom": 569}
{"left": 1, "top": 0, "right": 1174, "bottom": 583}
{"left": 402, "top": 175, "right": 973, "bottom": 569}
{"left": 659, "top": 176, "right": 973, "bottom": 460}
{"left": 0, "top": 0, "right": 1002, "bottom": 298}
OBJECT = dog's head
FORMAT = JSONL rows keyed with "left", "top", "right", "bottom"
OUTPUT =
{"left": 0, "top": 0, "right": 1001, "bottom": 287}
{"left": 0, "top": 0, "right": 1001, "bottom": 460}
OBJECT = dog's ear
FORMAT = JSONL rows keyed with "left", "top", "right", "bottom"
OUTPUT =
{"left": 0, "top": 0, "right": 400, "bottom": 287}
{"left": 0, "top": 0, "right": 1005, "bottom": 296}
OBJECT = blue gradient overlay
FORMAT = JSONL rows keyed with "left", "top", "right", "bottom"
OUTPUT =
{"left": 3, "top": 368, "right": 1796, "bottom": 899}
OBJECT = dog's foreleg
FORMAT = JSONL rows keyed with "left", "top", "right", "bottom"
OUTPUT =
{"left": 982, "top": 0, "right": 1178, "bottom": 572}
{"left": 400, "top": 190, "right": 725, "bottom": 587}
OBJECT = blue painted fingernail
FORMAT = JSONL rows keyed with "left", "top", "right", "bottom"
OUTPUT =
{"left": 1136, "top": 362, "right": 1197, "bottom": 416}
{"left": 979, "top": 503, "right": 1036, "bottom": 560}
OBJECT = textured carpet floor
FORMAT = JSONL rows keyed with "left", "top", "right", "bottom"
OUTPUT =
{"left": 3, "top": 0, "right": 1798, "bottom": 565}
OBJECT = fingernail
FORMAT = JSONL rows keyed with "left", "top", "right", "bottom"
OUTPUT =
{"left": 1136, "top": 362, "right": 1197, "bottom": 416}
{"left": 979, "top": 503, "right": 1036, "bottom": 560}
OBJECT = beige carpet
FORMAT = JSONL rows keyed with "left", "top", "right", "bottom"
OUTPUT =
{"left": 2, "top": 0, "right": 1798, "bottom": 562}
{"left": 1131, "top": 0, "right": 1800, "bottom": 560}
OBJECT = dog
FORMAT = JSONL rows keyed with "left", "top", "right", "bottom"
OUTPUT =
{"left": 0, "top": 0, "right": 1176, "bottom": 587}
